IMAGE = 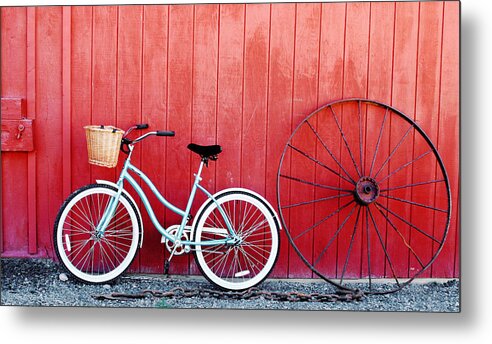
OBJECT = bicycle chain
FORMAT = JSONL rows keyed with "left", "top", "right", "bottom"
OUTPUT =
{"left": 93, "top": 286, "right": 364, "bottom": 303}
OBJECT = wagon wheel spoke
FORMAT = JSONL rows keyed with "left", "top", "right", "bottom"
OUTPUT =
{"left": 379, "top": 194, "right": 448, "bottom": 213}
{"left": 313, "top": 204, "right": 358, "bottom": 267}
{"left": 379, "top": 179, "right": 445, "bottom": 192}
{"left": 287, "top": 144, "right": 355, "bottom": 185}
{"left": 339, "top": 206, "right": 362, "bottom": 285}
{"left": 378, "top": 149, "right": 433, "bottom": 184}
{"left": 369, "top": 108, "right": 389, "bottom": 177}
{"left": 374, "top": 203, "right": 425, "bottom": 269}
{"left": 375, "top": 201, "right": 442, "bottom": 244}
{"left": 358, "top": 100, "right": 364, "bottom": 176}
{"left": 367, "top": 206, "right": 401, "bottom": 288}
{"left": 372, "top": 124, "right": 414, "bottom": 180}
{"left": 329, "top": 105, "right": 362, "bottom": 178}
{"left": 365, "top": 207, "right": 372, "bottom": 290}
{"left": 281, "top": 193, "right": 352, "bottom": 209}
{"left": 305, "top": 120, "right": 356, "bottom": 184}
{"left": 293, "top": 200, "right": 354, "bottom": 241}
{"left": 279, "top": 174, "right": 352, "bottom": 193}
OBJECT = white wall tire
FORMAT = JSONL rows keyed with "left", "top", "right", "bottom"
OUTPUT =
{"left": 53, "top": 184, "right": 140, "bottom": 284}
{"left": 193, "top": 191, "right": 280, "bottom": 291}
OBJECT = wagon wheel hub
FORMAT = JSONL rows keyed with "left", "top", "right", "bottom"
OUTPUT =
{"left": 354, "top": 177, "right": 380, "bottom": 206}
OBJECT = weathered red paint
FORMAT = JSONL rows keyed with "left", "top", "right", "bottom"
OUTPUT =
{"left": 0, "top": 3, "right": 460, "bottom": 279}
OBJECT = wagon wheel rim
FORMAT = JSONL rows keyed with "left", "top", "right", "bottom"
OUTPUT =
{"left": 276, "top": 98, "right": 451, "bottom": 295}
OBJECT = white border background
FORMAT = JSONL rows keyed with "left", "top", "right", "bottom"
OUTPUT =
{"left": 0, "top": 0, "right": 487, "bottom": 342}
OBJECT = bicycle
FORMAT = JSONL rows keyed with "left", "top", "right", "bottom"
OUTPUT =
{"left": 54, "top": 124, "right": 281, "bottom": 291}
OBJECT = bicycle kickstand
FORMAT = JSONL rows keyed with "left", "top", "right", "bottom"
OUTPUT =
{"left": 164, "top": 243, "right": 180, "bottom": 275}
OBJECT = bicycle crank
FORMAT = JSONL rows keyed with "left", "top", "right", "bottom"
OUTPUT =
{"left": 163, "top": 225, "right": 191, "bottom": 255}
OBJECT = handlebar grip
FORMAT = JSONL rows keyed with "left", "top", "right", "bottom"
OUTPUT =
{"left": 136, "top": 123, "right": 149, "bottom": 129}
{"left": 156, "top": 131, "right": 175, "bottom": 137}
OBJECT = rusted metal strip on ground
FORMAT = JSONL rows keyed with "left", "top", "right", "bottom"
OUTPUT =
{"left": 92, "top": 287, "right": 364, "bottom": 303}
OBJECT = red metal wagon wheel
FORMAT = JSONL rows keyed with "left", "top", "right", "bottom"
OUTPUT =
{"left": 276, "top": 99, "right": 451, "bottom": 294}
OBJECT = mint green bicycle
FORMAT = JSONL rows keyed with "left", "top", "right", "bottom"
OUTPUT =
{"left": 54, "top": 124, "right": 280, "bottom": 291}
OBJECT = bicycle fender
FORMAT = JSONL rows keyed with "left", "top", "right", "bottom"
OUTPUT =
{"left": 191, "top": 187, "right": 282, "bottom": 234}
{"left": 96, "top": 179, "right": 144, "bottom": 248}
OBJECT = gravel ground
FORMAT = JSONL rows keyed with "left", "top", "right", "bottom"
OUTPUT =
{"left": 1, "top": 258, "right": 459, "bottom": 312}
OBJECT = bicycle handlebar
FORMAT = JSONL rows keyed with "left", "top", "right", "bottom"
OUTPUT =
{"left": 120, "top": 125, "right": 175, "bottom": 154}
{"left": 156, "top": 131, "right": 175, "bottom": 137}
{"left": 136, "top": 123, "right": 149, "bottom": 130}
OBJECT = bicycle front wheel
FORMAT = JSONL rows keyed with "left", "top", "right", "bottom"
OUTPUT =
{"left": 54, "top": 184, "right": 141, "bottom": 283}
{"left": 193, "top": 191, "right": 280, "bottom": 291}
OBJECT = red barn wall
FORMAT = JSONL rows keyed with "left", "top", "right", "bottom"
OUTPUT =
{"left": 1, "top": 2, "right": 460, "bottom": 278}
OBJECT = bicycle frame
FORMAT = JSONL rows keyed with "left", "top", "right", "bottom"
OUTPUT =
{"left": 95, "top": 146, "right": 238, "bottom": 247}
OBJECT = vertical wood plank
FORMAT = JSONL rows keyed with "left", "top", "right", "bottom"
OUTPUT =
{"left": 410, "top": 1, "right": 443, "bottom": 278}
{"left": 35, "top": 6, "right": 63, "bottom": 255}
{"left": 267, "top": 3, "right": 296, "bottom": 278}
{"left": 313, "top": 2, "right": 346, "bottom": 278}
{"left": 166, "top": 4, "right": 194, "bottom": 274}
{"left": 140, "top": 4, "right": 169, "bottom": 273}
{"left": 91, "top": 6, "right": 118, "bottom": 184}
{"left": 27, "top": 7, "right": 37, "bottom": 255}
{"left": 27, "top": 152, "right": 37, "bottom": 254}
{"left": 62, "top": 7, "right": 72, "bottom": 199}
{"left": 116, "top": 5, "right": 144, "bottom": 272}
{"left": 432, "top": 1, "right": 459, "bottom": 277}
{"left": 289, "top": 2, "right": 321, "bottom": 278}
{"left": 389, "top": 2, "right": 419, "bottom": 279}
{"left": 1, "top": 7, "right": 28, "bottom": 255}
{"left": 337, "top": 2, "right": 370, "bottom": 278}
{"left": 242, "top": 3, "right": 269, "bottom": 195}
{"left": 71, "top": 6, "right": 92, "bottom": 190}
{"left": 216, "top": 4, "right": 245, "bottom": 192}
{"left": 365, "top": 2, "right": 396, "bottom": 278}
{"left": 189, "top": 4, "right": 219, "bottom": 275}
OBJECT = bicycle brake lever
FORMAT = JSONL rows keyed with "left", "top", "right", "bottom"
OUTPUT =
{"left": 120, "top": 138, "right": 132, "bottom": 154}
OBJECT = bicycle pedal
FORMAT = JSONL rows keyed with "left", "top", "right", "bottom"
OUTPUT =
{"left": 164, "top": 260, "right": 170, "bottom": 275}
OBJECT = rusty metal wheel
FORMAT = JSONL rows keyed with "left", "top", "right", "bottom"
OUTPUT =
{"left": 277, "top": 98, "right": 451, "bottom": 294}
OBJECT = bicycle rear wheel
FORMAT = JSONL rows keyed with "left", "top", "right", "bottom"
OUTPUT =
{"left": 277, "top": 99, "right": 451, "bottom": 294}
{"left": 193, "top": 191, "right": 280, "bottom": 291}
{"left": 54, "top": 184, "right": 141, "bottom": 283}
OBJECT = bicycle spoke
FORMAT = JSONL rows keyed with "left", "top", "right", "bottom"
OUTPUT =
{"left": 305, "top": 121, "right": 356, "bottom": 184}
{"left": 281, "top": 193, "right": 352, "bottom": 209}
{"left": 340, "top": 206, "right": 362, "bottom": 284}
{"left": 280, "top": 174, "right": 353, "bottom": 192}
{"left": 71, "top": 204, "right": 96, "bottom": 230}
{"left": 241, "top": 218, "right": 269, "bottom": 240}
{"left": 239, "top": 246, "right": 265, "bottom": 270}
{"left": 293, "top": 200, "right": 354, "bottom": 241}
{"left": 329, "top": 105, "right": 362, "bottom": 178}
{"left": 374, "top": 203, "right": 425, "bottom": 269}
{"left": 288, "top": 144, "right": 355, "bottom": 185}
{"left": 375, "top": 201, "right": 441, "bottom": 244}
{"left": 380, "top": 179, "right": 445, "bottom": 192}
{"left": 313, "top": 204, "right": 358, "bottom": 267}
{"left": 367, "top": 207, "right": 400, "bottom": 287}
{"left": 378, "top": 150, "right": 432, "bottom": 184}
{"left": 67, "top": 238, "right": 92, "bottom": 260}
{"left": 83, "top": 196, "right": 97, "bottom": 230}
{"left": 379, "top": 194, "right": 448, "bottom": 213}
{"left": 373, "top": 124, "right": 413, "bottom": 179}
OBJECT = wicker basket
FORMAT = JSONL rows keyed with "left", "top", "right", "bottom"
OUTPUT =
{"left": 84, "top": 125, "right": 124, "bottom": 168}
